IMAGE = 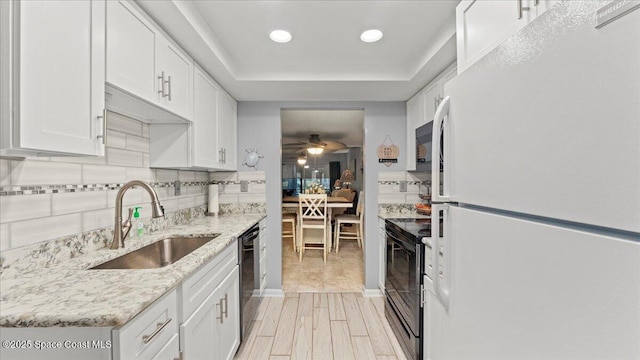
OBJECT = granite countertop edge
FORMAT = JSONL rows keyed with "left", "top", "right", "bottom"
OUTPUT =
{"left": 378, "top": 212, "right": 430, "bottom": 219}
{"left": 0, "top": 214, "right": 265, "bottom": 328}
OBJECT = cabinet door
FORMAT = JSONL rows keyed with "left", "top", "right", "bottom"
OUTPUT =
{"left": 456, "top": 0, "right": 531, "bottom": 73}
{"left": 17, "top": 0, "right": 105, "bottom": 156}
{"left": 378, "top": 220, "right": 386, "bottom": 291}
{"left": 157, "top": 36, "right": 193, "bottom": 120}
{"left": 422, "top": 83, "right": 440, "bottom": 126}
{"left": 106, "top": 0, "right": 157, "bottom": 104}
{"left": 180, "top": 291, "right": 218, "bottom": 360}
{"left": 405, "top": 93, "right": 424, "bottom": 171}
{"left": 217, "top": 92, "right": 237, "bottom": 170}
{"left": 215, "top": 266, "right": 240, "bottom": 360}
{"left": 192, "top": 66, "right": 219, "bottom": 168}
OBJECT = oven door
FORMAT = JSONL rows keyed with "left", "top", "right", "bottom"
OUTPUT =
{"left": 385, "top": 226, "right": 422, "bottom": 336}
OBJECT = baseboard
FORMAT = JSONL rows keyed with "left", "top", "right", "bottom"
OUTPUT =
{"left": 262, "top": 288, "right": 285, "bottom": 297}
{"left": 362, "top": 286, "right": 384, "bottom": 297}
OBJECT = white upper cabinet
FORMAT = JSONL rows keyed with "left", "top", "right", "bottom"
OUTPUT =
{"left": 156, "top": 36, "right": 193, "bottom": 119}
{"left": 106, "top": 0, "right": 156, "bottom": 104}
{"left": 106, "top": 0, "right": 193, "bottom": 121}
{"left": 192, "top": 65, "right": 219, "bottom": 169}
{"left": 406, "top": 91, "right": 425, "bottom": 171}
{"left": 0, "top": 0, "right": 106, "bottom": 157}
{"left": 456, "top": 0, "right": 559, "bottom": 73}
{"left": 217, "top": 91, "right": 237, "bottom": 170}
{"left": 150, "top": 65, "right": 237, "bottom": 171}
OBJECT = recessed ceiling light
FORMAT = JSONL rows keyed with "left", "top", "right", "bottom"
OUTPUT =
{"left": 360, "top": 29, "right": 383, "bottom": 43}
{"left": 270, "top": 30, "right": 292, "bottom": 43}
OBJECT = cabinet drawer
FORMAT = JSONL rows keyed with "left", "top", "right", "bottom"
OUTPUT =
{"left": 179, "top": 242, "right": 238, "bottom": 320}
{"left": 151, "top": 333, "right": 179, "bottom": 360}
{"left": 113, "top": 289, "right": 178, "bottom": 360}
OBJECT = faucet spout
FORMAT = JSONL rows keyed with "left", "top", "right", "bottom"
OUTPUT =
{"left": 111, "top": 180, "right": 165, "bottom": 249}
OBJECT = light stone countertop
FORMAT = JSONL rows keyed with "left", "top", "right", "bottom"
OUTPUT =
{"left": 0, "top": 214, "right": 265, "bottom": 328}
{"left": 378, "top": 212, "right": 430, "bottom": 220}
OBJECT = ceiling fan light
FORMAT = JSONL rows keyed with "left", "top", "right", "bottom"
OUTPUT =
{"left": 297, "top": 155, "right": 307, "bottom": 165}
{"left": 307, "top": 147, "right": 324, "bottom": 155}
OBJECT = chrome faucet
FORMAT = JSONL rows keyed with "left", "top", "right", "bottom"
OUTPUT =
{"left": 111, "top": 180, "right": 165, "bottom": 249}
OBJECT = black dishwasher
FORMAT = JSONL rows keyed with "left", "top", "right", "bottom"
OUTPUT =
{"left": 238, "top": 223, "right": 260, "bottom": 342}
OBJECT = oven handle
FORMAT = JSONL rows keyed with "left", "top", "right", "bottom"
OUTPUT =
{"left": 385, "top": 230, "right": 415, "bottom": 252}
{"left": 432, "top": 203, "right": 450, "bottom": 311}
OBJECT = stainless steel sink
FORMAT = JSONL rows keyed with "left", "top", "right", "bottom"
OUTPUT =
{"left": 90, "top": 235, "right": 220, "bottom": 270}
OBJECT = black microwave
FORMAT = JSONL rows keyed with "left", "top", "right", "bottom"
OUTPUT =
{"left": 416, "top": 121, "right": 443, "bottom": 173}
{"left": 415, "top": 121, "right": 433, "bottom": 173}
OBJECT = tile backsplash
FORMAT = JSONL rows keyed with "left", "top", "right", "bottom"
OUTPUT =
{"left": 0, "top": 112, "right": 209, "bottom": 253}
{"left": 377, "top": 171, "right": 429, "bottom": 205}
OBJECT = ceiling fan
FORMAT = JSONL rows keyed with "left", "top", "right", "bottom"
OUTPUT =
{"left": 282, "top": 134, "right": 347, "bottom": 155}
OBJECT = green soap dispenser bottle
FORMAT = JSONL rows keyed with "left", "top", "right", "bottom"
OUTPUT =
{"left": 134, "top": 207, "right": 144, "bottom": 237}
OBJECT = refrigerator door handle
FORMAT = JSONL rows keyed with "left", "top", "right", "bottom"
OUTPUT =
{"left": 432, "top": 96, "right": 452, "bottom": 203}
{"left": 432, "top": 203, "right": 451, "bottom": 310}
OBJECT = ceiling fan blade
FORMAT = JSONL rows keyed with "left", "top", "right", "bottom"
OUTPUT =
{"left": 321, "top": 140, "right": 347, "bottom": 151}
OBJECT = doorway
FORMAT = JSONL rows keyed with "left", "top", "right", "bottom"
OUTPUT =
{"left": 280, "top": 109, "right": 365, "bottom": 292}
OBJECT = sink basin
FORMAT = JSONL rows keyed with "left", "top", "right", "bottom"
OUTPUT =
{"left": 90, "top": 235, "right": 220, "bottom": 270}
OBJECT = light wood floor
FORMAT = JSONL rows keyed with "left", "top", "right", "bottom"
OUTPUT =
{"left": 234, "top": 292, "right": 408, "bottom": 360}
{"left": 282, "top": 224, "right": 364, "bottom": 293}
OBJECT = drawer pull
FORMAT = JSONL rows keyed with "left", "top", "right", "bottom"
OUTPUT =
{"left": 222, "top": 293, "right": 229, "bottom": 319}
{"left": 142, "top": 318, "right": 172, "bottom": 344}
{"left": 216, "top": 299, "right": 224, "bottom": 324}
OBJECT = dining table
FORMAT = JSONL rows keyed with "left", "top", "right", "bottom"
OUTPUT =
{"left": 282, "top": 196, "right": 353, "bottom": 252}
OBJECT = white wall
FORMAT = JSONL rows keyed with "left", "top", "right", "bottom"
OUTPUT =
{"left": 237, "top": 101, "right": 406, "bottom": 292}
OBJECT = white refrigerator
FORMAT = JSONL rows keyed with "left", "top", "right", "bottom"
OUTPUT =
{"left": 426, "top": 1, "right": 640, "bottom": 359}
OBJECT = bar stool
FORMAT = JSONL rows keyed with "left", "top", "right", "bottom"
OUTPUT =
{"left": 334, "top": 191, "right": 364, "bottom": 253}
{"left": 282, "top": 213, "right": 297, "bottom": 252}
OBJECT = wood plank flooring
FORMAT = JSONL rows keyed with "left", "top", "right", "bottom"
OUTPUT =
{"left": 234, "top": 293, "right": 408, "bottom": 360}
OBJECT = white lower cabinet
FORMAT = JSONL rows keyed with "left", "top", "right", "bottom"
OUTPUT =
{"left": 180, "top": 266, "right": 240, "bottom": 360}
{"left": 378, "top": 217, "right": 386, "bottom": 291}
{"left": 214, "top": 267, "right": 241, "bottom": 360}
{"left": 423, "top": 275, "right": 444, "bottom": 360}
{"left": 258, "top": 218, "right": 267, "bottom": 294}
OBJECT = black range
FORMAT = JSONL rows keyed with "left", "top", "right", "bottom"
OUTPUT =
{"left": 384, "top": 217, "right": 431, "bottom": 360}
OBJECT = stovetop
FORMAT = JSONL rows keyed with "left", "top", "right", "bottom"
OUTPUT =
{"left": 386, "top": 218, "right": 431, "bottom": 239}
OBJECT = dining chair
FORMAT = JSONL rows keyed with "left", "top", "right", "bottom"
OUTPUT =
{"left": 333, "top": 191, "right": 364, "bottom": 253}
{"left": 330, "top": 188, "right": 356, "bottom": 219}
{"left": 298, "top": 194, "right": 328, "bottom": 262}
{"left": 282, "top": 212, "right": 297, "bottom": 252}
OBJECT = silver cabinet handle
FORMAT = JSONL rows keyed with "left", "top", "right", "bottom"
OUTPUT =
{"left": 142, "top": 318, "right": 172, "bottom": 344}
{"left": 517, "top": 0, "right": 530, "bottom": 19}
{"left": 167, "top": 75, "right": 172, "bottom": 101}
{"left": 534, "top": 0, "right": 539, "bottom": 5}
{"left": 216, "top": 299, "right": 224, "bottom": 323}
{"left": 96, "top": 108, "right": 107, "bottom": 144}
{"left": 158, "top": 71, "right": 166, "bottom": 97}
{"left": 222, "top": 293, "right": 229, "bottom": 319}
